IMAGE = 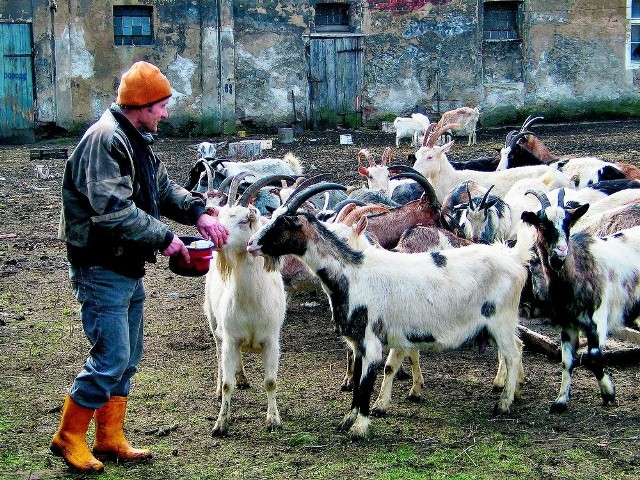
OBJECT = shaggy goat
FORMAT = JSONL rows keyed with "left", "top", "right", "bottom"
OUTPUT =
{"left": 521, "top": 189, "right": 640, "bottom": 413}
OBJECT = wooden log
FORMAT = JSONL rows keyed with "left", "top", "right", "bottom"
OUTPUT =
{"left": 518, "top": 325, "right": 640, "bottom": 366}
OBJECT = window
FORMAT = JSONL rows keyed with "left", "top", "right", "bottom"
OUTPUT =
{"left": 483, "top": 2, "right": 520, "bottom": 40}
{"left": 113, "top": 6, "right": 153, "bottom": 46}
{"left": 314, "top": 3, "right": 350, "bottom": 32}
{"left": 629, "top": 0, "right": 640, "bottom": 67}
{"left": 482, "top": 1, "right": 523, "bottom": 83}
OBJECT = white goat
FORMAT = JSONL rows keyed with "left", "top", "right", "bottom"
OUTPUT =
{"left": 521, "top": 189, "right": 640, "bottom": 413}
{"left": 412, "top": 123, "right": 560, "bottom": 203}
{"left": 248, "top": 192, "right": 535, "bottom": 439}
{"left": 203, "top": 174, "right": 288, "bottom": 436}
{"left": 438, "top": 107, "right": 480, "bottom": 146}
{"left": 393, "top": 113, "right": 430, "bottom": 147}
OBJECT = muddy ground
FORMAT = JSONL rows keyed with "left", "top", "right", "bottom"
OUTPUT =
{"left": 1, "top": 119, "right": 640, "bottom": 479}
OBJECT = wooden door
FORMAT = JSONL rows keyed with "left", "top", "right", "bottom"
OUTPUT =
{"left": 308, "top": 35, "right": 363, "bottom": 130}
{"left": 0, "top": 22, "right": 35, "bottom": 144}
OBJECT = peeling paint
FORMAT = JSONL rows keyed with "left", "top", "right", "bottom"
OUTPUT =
{"left": 402, "top": 16, "right": 474, "bottom": 39}
{"left": 67, "top": 23, "right": 94, "bottom": 79}
{"left": 367, "top": 0, "right": 451, "bottom": 14}
{"left": 167, "top": 55, "right": 197, "bottom": 97}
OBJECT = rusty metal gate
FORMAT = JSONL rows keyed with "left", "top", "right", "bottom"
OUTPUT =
{"left": 0, "top": 22, "right": 35, "bottom": 144}
{"left": 308, "top": 35, "right": 363, "bottom": 130}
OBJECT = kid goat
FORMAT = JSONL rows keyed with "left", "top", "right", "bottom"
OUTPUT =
{"left": 521, "top": 189, "right": 640, "bottom": 413}
{"left": 247, "top": 184, "right": 536, "bottom": 439}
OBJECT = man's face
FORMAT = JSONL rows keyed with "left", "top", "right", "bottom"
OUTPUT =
{"left": 138, "top": 99, "right": 170, "bottom": 133}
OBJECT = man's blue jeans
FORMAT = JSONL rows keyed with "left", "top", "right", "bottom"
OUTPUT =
{"left": 68, "top": 265, "right": 145, "bottom": 409}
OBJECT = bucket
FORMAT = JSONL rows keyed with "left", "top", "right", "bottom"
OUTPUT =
{"left": 340, "top": 134, "right": 353, "bottom": 145}
{"left": 278, "top": 127, "right": 294, "bottom": 144}
{"left": 169, "top": 236, "right": 215, "bottom": 277}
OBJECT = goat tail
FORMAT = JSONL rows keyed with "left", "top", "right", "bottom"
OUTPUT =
{"left": 508, "top": 222, "right": 537, "bottom": 267}
{"left": 283, "top": 152, "right": 304, "bottom": 175}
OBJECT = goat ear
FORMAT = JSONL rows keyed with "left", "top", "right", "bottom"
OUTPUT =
{"left": 439, "top": 140, "right": 454, "bottom": 153}
{"left": 521, "top": 211, "right": 540, "bottom": 227}
{"left": 567, "top": 203, "right": 590, "bottom": 226}
{"left": 358, "top": 166, "right": 369, "bottom": 177}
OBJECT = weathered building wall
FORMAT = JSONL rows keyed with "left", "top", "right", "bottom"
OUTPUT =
{"left": 1, "top": 0, "right": 639, "bottom": 137}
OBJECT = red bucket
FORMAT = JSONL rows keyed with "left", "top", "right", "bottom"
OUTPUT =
{"left": 169, "top": 236, "right": 214, "bottom": 277}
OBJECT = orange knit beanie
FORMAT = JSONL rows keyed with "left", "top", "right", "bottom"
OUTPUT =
{"left": 116, "top": 61, "right": 172, "bottom": 108}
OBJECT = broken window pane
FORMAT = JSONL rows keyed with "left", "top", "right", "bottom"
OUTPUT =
{"left": 113, "top": 6, "right": 153, "bottom": 46}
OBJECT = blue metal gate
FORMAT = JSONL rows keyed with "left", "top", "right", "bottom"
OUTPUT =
{"left": 0, "top": 22, "right": 35, "bottom": 144}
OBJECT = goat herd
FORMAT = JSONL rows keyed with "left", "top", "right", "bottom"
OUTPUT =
{"left": 183, "top": 113, "right": 640, "bottom": 440}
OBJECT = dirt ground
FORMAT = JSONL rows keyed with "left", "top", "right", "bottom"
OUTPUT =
{"left": 1, "top": 119, "right": 640, "bottom": 479}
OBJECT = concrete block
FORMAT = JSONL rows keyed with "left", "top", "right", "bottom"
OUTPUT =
{"left": 228, "top": 140, "right": 262, "bottom": 158}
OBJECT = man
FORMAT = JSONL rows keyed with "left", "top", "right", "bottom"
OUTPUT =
{"left": 51, "top": 61, "right": 228, "bottom": 473}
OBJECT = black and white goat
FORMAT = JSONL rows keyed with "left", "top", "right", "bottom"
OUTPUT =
{"left": 521, "top": 189, "right": 640, "bottom": 413}
{"left": 247, "top": 188, "right": 535, "bottom": 439}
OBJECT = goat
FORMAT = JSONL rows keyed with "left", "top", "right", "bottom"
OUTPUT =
{"left": 203, "top": 173, "right": 292, "bottom": 436}
{"left": 196, "top": 141, "right": 227, "bottom": 159}
{"left": 438, "top": 107, "right": 480, "bottom": 146}
{"left": 441, "top": 181, "right": 512, "bottom": 244}
{"left": 393, "top": 113, "right": 430, "bottom": 147}
{"left": 521, "top": 189, "right": 640, "bottom": 413}
{"left": 248, "top": 190, "right": 535, "bottom": 439}
{"left": 413, "top": 122, "right": 556, "bottom": 202}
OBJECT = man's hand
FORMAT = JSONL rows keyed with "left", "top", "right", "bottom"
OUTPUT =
{"left": 196, "top": 213, "right": 229, "bottom": 248}
{"left": 161, "top": 235, "right": 190, "bottom": 263}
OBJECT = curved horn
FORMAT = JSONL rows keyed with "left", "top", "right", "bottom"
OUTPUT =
{"left": 237, "top": 174, "right": 296, "bottom": 207}
{"left": 466, "top": 181, "right": 475, "bottom": 212}
{"left": 227, "top": 171, "right": 254, "bottom": 205}
{"left": 427, "top": 122, "right": 460, "bottom": 147}
{"left": 201, "top": 159, "right": 216, "bottom": 192}
{"left": 286, "top": 173, "right": 334, "bottom": 201}
{"left": 389, "top": 171, "right": 440, "bottom": 209}
{"left": 381, "top": 147, "right": 392, "bottom": 167}
{"left": 209, "top": 158, "right": 228, "bottom": 169}
{"left": 521, "top": 115, "right": 544, "bottom": 132}
{"left": 509, "top": 131, "right": 534, "bottom": 149}
{"left": 421, "top": 123, "right": 438, "bottom": 147}
{"left": 342, "top": 204, "right": 391, "bottom": 227}
{"left": 525, "top": 189, "right": 551, "bottom": 211}
{"left": 387, "top": 164, "right": 422, "bottom": 176}
{"left": 504, "top": 129, "right": 519, "bottom": 148}
{"left": 285, "top": 182, "right": 347, "bottom": 215}
{"left": 479, "top": 184, "right": 495, "bottom": 211}
{"left": 357, "top": 149, "right": 376, "bottom": 168}
{"left": 335, "top": 202, "right": 359, "bottom": 223}
{"left": 557, "top": 187, "right": 565, "bottom": 208}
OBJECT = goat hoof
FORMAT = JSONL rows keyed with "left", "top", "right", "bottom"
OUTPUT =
{"left": 550, "top": 401, "right": 568, "bottom": 414}
{"left": 340, "top": 383, "right": 354, "bottom": 392}
{"left": 407, "top": 394, "right": 421, "bottom": 403}
{"left": 370, "top": 407, "right": 386, "bottom": 418}
{"left": 212, "top": 423, "right": 229, "bottom": 437}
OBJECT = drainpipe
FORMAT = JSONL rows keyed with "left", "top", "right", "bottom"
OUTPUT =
{"left": 48, "top": 0, "right": 58, "bottom": 123}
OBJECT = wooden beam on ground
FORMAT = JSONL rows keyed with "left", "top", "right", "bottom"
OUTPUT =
{"left": 518, "top": 325, "right": 640, "bottom": 366}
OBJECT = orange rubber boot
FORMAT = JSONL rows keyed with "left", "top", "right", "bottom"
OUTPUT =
{"left": 93, "top": 396, "right": 152, "bottom": 461}
{"left": 50, "top": 395, "right": 105, "bottom": 473}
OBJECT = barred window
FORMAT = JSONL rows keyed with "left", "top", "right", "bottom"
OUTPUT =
{"left": 483, "top": 2, "right": 520, "bottom": 41}
{"left": 630, "top": 0, "right": 640, "bottom": 67}
{"left": 114, "top": 6, "right": 153, "bottom": 46}
{"left": 314, "top": 3, "right": 350, "bottom": 32}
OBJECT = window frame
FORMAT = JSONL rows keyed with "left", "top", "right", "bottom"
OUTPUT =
{"left": 628, "top": 0, "right": 640, "bottom": 69}
{"left": 313, "top": 2, "right": 351, "bottom": 33}
{"left": 113, "top": 5, "right": 154, "bottom": 47}
{"left": 482, "top": 0, "right": 522, "bottom": 42}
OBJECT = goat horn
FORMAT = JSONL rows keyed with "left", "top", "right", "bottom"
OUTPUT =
{"left": 387, "top": 164, "right": 422, "bottom": 176}
{"left": 237, "top": 174, "right": 296, "bottom": 207}
{"left": 209, "top": 158, "right": 228, "bottom": 169}
{"left": 201, "top": 159, "right": 216, "bottom": 193}
{"left": 504, "top": 129, "right": 519, "bottom": 148}
{"left": 381, "top": 147, "right": 392, "bottom": 167}
{"left": 421, "top": 124, "right": 438, "bottom": 147}
{"left": 227, "top": 171, "right": 254, "bottom": 205}
{"left": 342, "top": 204, "right": 391, "bottom": 227}
{"left": 479, "top": 184, "right": 495, "bottom": 211}
{"left": 557, "top": 187, "right": 565, "bottom": 208}
{"left": 509, "top": 131, "right": 534, "bottom": 150}
{"left": 285, "top": 182, "right": 347, "bottom": 215}
{"left": 521, "top": 115, "right": 544, "bottom": 132}
{"left": 285, "top": 173, "right": 334, "bottom": 203}
{"left": 335, "top": 202, "right": 359, "bottom": 223}
{"left": 466, "top": 181, "right": 475, "bottom": 212}
{"left": 427, "top": 122, "right": 460, "bottom": 148}
{"left": 525, "top": 189, "right": 551, "bottom": 212}
{"left": 389, "top": 171, "right": 440, "bottom": 210}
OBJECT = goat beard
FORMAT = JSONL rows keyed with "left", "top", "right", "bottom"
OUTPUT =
{"left": 262, "top": 255, "right": 282, "bottom": 273}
